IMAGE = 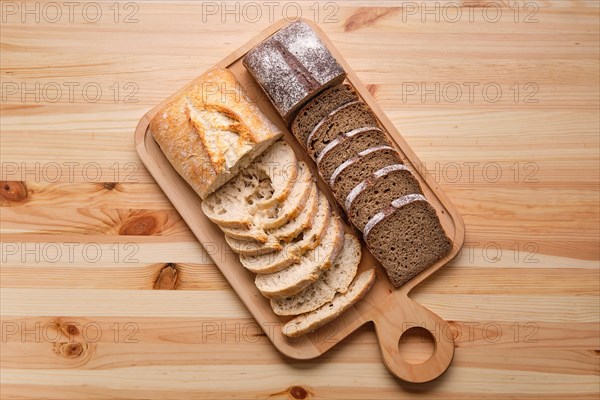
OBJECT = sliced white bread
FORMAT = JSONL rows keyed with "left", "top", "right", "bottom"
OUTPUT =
{"left": 224, "top": 183, "right": 318, "bottom": 256}
{"left": 282, "top": 268, "right": 376, "bottom": 338}
{"left": 252, "top": 141, "right": 298, "bottom": 210}
{"left": 200, "top": 141, "right": 294, "bottom": 228}
{"left": 206, "top": 160, "right": 312, "bottom": 233}
{"left": 200, "top": 166, "right": 260, "bottom": 228}
{"left": 221, "top": 181, "right": 318, "bottom": 246}
{"left": 254, "top": 216, "right": 345, "bottom": 299}
{"left": 224, "top": 234, "right": 282, "bottom": 256}
{"left": 253, "top": 161, "right": 313, "bottom": 230}
{"left": 270, "top": 234, "right": 361, "bottom": 316}
{"left": 239, "top": 192, "right": 331, "bottom": 273}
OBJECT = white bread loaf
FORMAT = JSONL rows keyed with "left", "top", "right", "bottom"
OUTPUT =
{"left": 150, "top": 68, "right": 282, "bottom": 199}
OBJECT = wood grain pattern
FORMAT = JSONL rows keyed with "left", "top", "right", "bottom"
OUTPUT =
{"left": 1, "top": 0, "right": 598, "bottom": 397}
{"left": 135, "top": 17, "right": 465, "bottom": 383}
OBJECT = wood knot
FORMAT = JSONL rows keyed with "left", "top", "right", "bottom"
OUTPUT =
{"left": 102, "top": 182, "right": 118, "bottom": 190}
{"left": 119, "top": 214, "right": 159, "bottom": 235}
{"left": 0, "top": 181, "right": 28, "bottom": 204}
{"left": 344, "top": 7, "right": 398, "bottom": 32}
{"left": 154, "top": 263, "right": 178, "bottom": 290}
{"left": 54, "top": 341, "right": 87, "bottom": 359}
{"left": 65, "top": 324, "right": 79, "bottom": 336}
{"left": 289, "top": 386, "right": 309, "bottom": 399}
{"left": 366, "top": 84, "right": 379, "bottom": 97}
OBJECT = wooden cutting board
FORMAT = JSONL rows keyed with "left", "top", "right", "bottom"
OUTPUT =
{"left": 134, "top": 19, "right": 465, "bottom": 383}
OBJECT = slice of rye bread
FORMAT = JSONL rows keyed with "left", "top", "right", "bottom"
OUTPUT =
{"left": 225, "top": 183, "right": 329, "bottom": 256}
{"left": 270, "top": 234, "right": 361, "bottom": 316}
{"left": 221, "top": 182, "right": 318, "bottom": 244}
{"left": 306, "top": 101, "right": 380, "bottom": 160}
{"left": 239, "top": 192, "right": 331, "bottom": 274}
{"left": 282, "top": 268, "right": 376, "bottom": 338}
{"left": 364, "top": 194, "right": 452, "bottom": 287}
{"left": 329, "top": 146, "right": 402, "bottom": 207}
{"left": 316, "top": 127, "right": 389, "bottom": 181}
{"left": 201, "top": 141, "right": 297, "bottom": 228}
{"left": 346, "top": 164, "right": 423, "bottom": 232}
{"left": 255, "top": 216, "right": 345, "bottom": 299}
{"left": 291, "top": 84, "right": 359, "bottom": 146}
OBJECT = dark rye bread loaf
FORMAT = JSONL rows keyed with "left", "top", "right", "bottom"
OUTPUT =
{"left": 346, "top": 164, "right": 423, "bottom": 231}
{"left": 306, "top": 101, "right": 380, "bottom": 160}
{"left": 330, "top": 146, "right": 402, "bottom": 205}
{"left": 364, "top": 194, "right": 452, "bottom": 287}
{"left": 316, "top": 127, "right": 390, "bottom": 181}
{"left": 243, "top": 21, "right": 346, "bottom": 124}
{"left": 291, "top": 84, "right": 359, "bottom": 146}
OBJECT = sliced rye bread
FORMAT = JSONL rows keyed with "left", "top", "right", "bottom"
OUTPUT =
{"left": 222, "top": 182, "right": 318, "bottom": 246}
{"left": 255, "top": 216, "right": 345, "bottom": 299}
{"left": 291, "top": 84, "right": 359, "bottom": 146}
{"left": 330, "top": 146, "right": 402, "bottom": 207}
{"left": 306, "top": 101, "right": 380, "bottom": 160}
{"left": 270, "top": 234, "right": 361, "bottom": 316}
{"left": 316, "top": 127, "right": 389, "bottom": 181}
{"left": 346, "top": 164, "right": 423, "bottom": 231}
{"left": 239, "top": 192, "right": 331, "bottom": 274}
{"left": 364, "top": 194, "right": 452, "bottom": 287}
{"left": 201, "top": 141, "right": 297, "bottom": 228}
{"left": 282, "top": 268, "right": 376, "bottom": 338}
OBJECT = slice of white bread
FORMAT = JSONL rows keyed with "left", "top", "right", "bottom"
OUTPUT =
{"left": 199, "top": 166, "right": 261, "bottom": 228}
{"left": 252, "top": 141, "right": 298, "bottom": 210}
{"left": 270, "top": 234, "right": 361, "bottom": 316}
{"left": 224, "top": 183, "right": 318, "bottom": 256}
{"left": 224, "top": 234, "right": 282, "bottom": 256}
{"left": 200, "top": 141, "right": 294, "bottom": 228}
{"left": 204, "top": 159, "right": 312, "bottom": 231}
{"left": 222, "top": 182, "right": 318, "bottom": 245}
{"left": 282, "top": 268, "right": 376, "bottom": 338}
{"left": 253, "top": 161, "right": 313, "bottom": 230}
{"left": 239, "top": 192, "right": 331, "bottom": 273}
{"left": 254, "top": 216, "right": 345, "bottom": 299}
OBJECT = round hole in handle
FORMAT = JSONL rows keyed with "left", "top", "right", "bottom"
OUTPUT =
{"left": 398, "top": 327, "right": 435, "bottom": 365}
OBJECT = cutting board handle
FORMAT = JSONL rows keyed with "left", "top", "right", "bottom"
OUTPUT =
{"left": 372, "top": 293, "right": 455, "bottom": 383}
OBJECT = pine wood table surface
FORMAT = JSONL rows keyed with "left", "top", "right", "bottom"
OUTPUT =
{"left": 1, "top": 1, "right": 598, "bottom": 399}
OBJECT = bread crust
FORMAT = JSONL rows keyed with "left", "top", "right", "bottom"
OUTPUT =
{"left": 150, "top": 68, "right": 282, "bottom": 199}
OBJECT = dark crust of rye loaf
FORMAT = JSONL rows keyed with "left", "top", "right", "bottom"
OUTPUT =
{"left": 365, "top": 200, "right": 452, "bottom": 287}
{"left": 291, "top": 84, "right": 359, "bottom": 146}
{"left": 317, "top": 128, "right": 390, "bottom": 181}
{"left": 347, "top": 166, "right": 424, "bottom": 232}
{"left": 307, "top": 102, "right": 380, "bottom": 160}
{"left": 243, "top": 21, "right": 346, "bottom": 124}
{"left": 331, "top": 147, "right": 402, "bottom": 207}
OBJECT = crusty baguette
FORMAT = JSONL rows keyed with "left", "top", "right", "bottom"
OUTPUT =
{"left": 282, "top": 268, "right": 376, "bottom": 338}
{"left": 150, "top": 68, "right": 282, "bottom": 199}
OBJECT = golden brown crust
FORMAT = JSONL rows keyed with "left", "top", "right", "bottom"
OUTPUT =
{"left": 149, "top": 68, "right": 282, "bottom": 199}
